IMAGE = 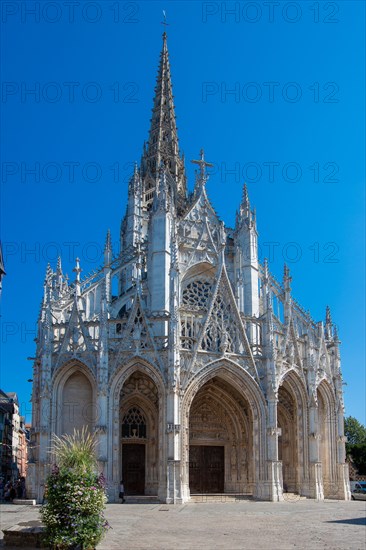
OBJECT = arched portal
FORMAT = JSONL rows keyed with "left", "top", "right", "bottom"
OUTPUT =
{"left": 187, "top": 376, "right": 253, "bottom": 495}
{"left": 119, "top": 371, "right": 159, "bottom": 496}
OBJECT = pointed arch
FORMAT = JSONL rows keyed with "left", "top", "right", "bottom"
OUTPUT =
{"left": 107, "top": 358, "right": 166, "bottom": 500}
{"left": 181, "top": 359, "right": 266, "bottom": 500}
{"left": 52, "top": 360, "right": 97, "bottom": 436}
{"left": 317, "top": 379, "right": 337, "bottom": 497}
{"left": 181, "top": 261, "right": 216, "bottom": 285}
{"left": 278, "top": 370, "right": 309, "bottom": 494}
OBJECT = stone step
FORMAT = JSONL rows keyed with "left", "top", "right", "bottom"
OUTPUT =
{"left": 282, "top": 492, "right": 307, "bottom": 501}
{"left": 12, "top": 499, "right": 37, "bottom": 506}
{"left": 123, "top": 495, "right": 160, "bottom": 504}
{"left": 2, "top": 520, "right": 45, "bottom": 548}
{"left": 190, "top": 493, "right": 253, "bottom": 503}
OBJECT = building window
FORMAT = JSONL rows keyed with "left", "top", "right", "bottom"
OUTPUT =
{"left": 122, "top": 407, "right": 147, "bottom": 439}
{"left": 182, "top": 280, "right": 212, "bottom": 310}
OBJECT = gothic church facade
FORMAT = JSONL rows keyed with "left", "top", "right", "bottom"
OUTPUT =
{"left": 28, "top": 33, "right": 350, "bottom": 503}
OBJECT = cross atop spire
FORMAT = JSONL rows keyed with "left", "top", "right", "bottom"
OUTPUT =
{"left": 191, "top": 149, "right": 213, "bottom": 187}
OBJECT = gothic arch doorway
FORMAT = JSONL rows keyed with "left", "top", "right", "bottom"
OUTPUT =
{"left": 119, "top": 371, "right": 159, "bottom": 496}
{"left": 188, "top": 376, "right": 253, "bottom": 495}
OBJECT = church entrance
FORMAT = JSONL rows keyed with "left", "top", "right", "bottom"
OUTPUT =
{"left": 189, "top": 445, "right": 224, "bottom": 493}
{"left": 119, "top": 371, "right": 160, "bottom": 497}
{"left": 122, "top": 444, "right": 145, "bottom": 495}
{"left": 186, "top": 376, "right": 254, "bottom": 496}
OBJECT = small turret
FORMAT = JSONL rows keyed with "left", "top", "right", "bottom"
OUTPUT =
{"left": 73, "top": 257, "right": 82, "bottom": 303}
{"left": 241, "top": 183, "right": 250, "bottom": 219}
{"left": 325, "top": 305, "right": 333, "bottom": 340}
{"left": 283, "top": 263, "right": 292, "bottom": 298}
{"left": 104, "top": 229, "right": 112, "bottom": 267}
{"left": 234, "top": 182, "right": 259, "bottom": 321}
{"left": 236, "top": 183, "right": 256, "bottom": 230}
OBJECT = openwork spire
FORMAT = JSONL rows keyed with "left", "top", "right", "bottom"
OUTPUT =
{"left": 141, "top": 32, "right": 186, "bottom": 204}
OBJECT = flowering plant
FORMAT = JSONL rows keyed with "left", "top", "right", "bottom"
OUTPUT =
{"left": 40, "top": 429, "right": 110, "bottom": 549}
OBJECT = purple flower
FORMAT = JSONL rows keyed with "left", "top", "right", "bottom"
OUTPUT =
{"left": 98, "top": 472, "right": 106, "bottom": 488}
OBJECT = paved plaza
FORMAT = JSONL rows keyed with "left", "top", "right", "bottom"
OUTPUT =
{"left": 0, "top": 499, "right": 365, "bottom": 549}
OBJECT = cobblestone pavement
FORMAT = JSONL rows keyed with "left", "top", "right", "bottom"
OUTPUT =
{"left": 0, "top": 500, "right": 365, "bottom": 549}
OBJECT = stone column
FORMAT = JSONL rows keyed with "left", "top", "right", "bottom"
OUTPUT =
{"left": 165, "top": 387, "right": 182, "bottom": 504}
{"left": 306, "top": 402, "right": 324, "bottom": 500}
{"left": 261, "top": 397, "right": 283, "bottom": 501}
{"left": 95, "top": 392, "right": 108, "bottom": 478}
{"left": 334, "top": 406, "right": 351, "bottom": 500}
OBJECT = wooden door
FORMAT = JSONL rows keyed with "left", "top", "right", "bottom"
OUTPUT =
{"left": 189, "top": 445, "right": 224, "bottom": 493}
{"left": 122, "top": 444, "right": 145, "bottom": 495}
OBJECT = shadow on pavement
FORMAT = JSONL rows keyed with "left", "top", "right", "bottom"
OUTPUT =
{"left": 326, "top": 518, "right": 366, "bottom": 526}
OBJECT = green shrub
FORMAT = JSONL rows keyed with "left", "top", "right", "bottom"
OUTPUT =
{"left": 40, "top": 429, "right": 110, "bottom": 549}
{"left": 347, "top": 443, "right": 366, "bottom": 475}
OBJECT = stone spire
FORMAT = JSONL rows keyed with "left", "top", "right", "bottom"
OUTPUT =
{"left": 129, "top": 162, "right": 141, "bottom": 196}
{"left": 44, "top": 263, "right": 53, "bottom": 285}
{"left": 104, "top": 229, "right": 112, "bottom": 267}
{"left": 325, "top": 305, "right": 332, "bottom": 326}
{"left": 56, "top": 256, "right": 62, "bottom": 273}
{"left": 56, "top": 256, "right": 63, "bottom": 286}
{"left": 283, "top": 264, "right": 292, "bottom": 293}
{"left": 53, "top": 256, "right": 68, "bottom": 299}
{"left": 73, "top": 257, "right": 82, "bottom": 300}
{"left": 236, "top": 183, "right": 256, "bottom": 229}
{"left": 325, "top": 305, "right": 333, "bottom": 340}
{"left": 141, "top": 32, "right": 186, "bottom": 202}
{"left": 241, "top": 183, "right": 250, "bottom": 218}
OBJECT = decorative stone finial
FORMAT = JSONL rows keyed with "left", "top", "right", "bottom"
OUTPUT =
{"left": 73, "top": 257, "right": 82, "bottom": 283}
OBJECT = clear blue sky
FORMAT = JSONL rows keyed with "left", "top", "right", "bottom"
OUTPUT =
{"left": 1, "top": 1, "right": 365, "bottom": 424}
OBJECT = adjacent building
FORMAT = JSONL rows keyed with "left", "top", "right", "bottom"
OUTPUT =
{"left": 28, "top": 33, "right": 350, "bottom": 503}
{"left": 0, "top": 391, "right": 28, "bottom": 481}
